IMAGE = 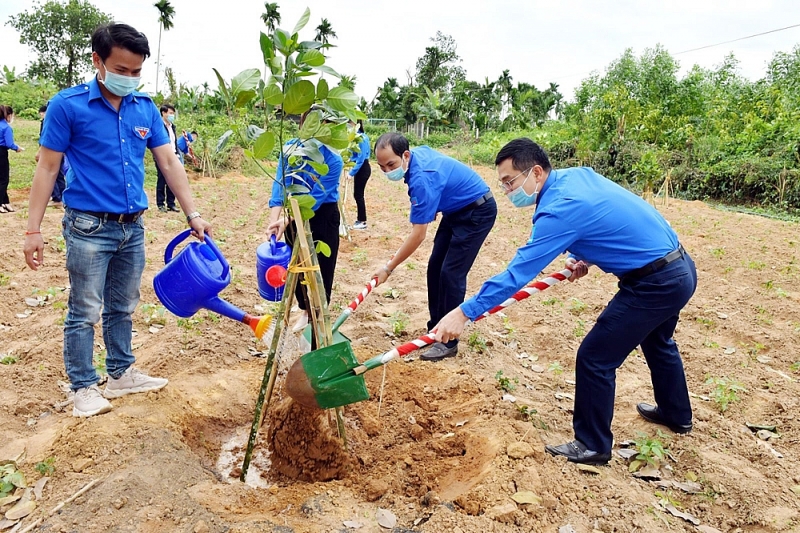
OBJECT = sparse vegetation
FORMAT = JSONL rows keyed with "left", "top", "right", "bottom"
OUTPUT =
{"left": 705, "top": 376, "right": 747, "bottom": 412}
{"left": 494, "top": 370, "right": 518, "bottom": 392}
{"left": 388, "top": 311, "right": 409, "bottom": 336}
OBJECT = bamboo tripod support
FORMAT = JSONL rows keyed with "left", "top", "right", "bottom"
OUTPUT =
{"left": 240, "top": 198, "right": 346, "bottom": 481}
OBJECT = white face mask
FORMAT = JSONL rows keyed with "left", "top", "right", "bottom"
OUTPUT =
{"left": 384, "top": 155, "right": 408, "bottom": 181}
{"left": 100, "top": 63, "right": 141, "bottom": 97}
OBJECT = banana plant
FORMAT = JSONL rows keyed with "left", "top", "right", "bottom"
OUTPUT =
{"left": 215, "top": 7, "right": 364, "bottom": 222}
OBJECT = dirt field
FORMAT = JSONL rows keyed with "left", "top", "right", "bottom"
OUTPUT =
{"left": 1, "top": 162, "right": 799, "bottom": 533}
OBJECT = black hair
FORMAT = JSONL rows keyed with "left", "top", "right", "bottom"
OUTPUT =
{"left": 39, "top": 104, "right": 48, "bottom": 113}
{"left": 0, "top": 106, "right": 7, "bottom": 121}
{"left": 160, "top": 104, "right": 175, "bottom": 114}
{"left": 357, "top": 120, "right": 364, "bottom": 133}
{"left": 92, "top": 23, "right": 151, "bottom": 61}
{"left": 190, "top": 130, "right": 199, "bottom": 136}
{"left": 495, "top": 137, "right": 552, "bottom": 171}
{"left": 374, "top": 132, "right": 409, "bottom": 156}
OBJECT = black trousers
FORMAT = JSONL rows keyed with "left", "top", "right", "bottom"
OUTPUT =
{"left": 0, "top": 147, "right": 9, "bottom": 204}
{"left": 155, "top": 164, "right": 176, "bottom": 208}
{"left": 284, "top": 201, "right": 340, "bottom": 311}
{"left": 573, "top": 252, "right": 697, "bottom": 453}
{"left": 352, "top": 161, "right": 371, "bottom": 222}
{"left": 426, "top": 197, "right": 497, "bottom": 341}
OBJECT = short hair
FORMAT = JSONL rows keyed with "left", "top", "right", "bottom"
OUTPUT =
{"left": 0, "top": 106, "right": 8, "bottom": 120}
{"left": 495, "top": 138, "right": 552, "bottom": 171}
{"left": 190, "top": 130, "right": 199, "bottom": 136}
{"left": 374, "top": 132, "right": 409, "bottom": 156}
{"left": 39, "top": 104, "right": 48, "bottom": 113}
{"left": 92, "top": 23, "right": 151, "bottom": 62}
{"left": 160, "top": 104, "right": 175, "bottom": 114}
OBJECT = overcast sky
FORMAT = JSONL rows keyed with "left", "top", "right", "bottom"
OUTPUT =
{"left": 1, "top": 0, "right": 799, "bottom": 103}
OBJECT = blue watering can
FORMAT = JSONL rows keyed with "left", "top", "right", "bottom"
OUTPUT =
{"left": 153, "top": 229, "right": 271, "bottom": 338}
{"left": 256, "top": 235, "right": 292, "bottom": 302}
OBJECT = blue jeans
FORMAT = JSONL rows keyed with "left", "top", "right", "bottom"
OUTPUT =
{"left": 572, "top": 252, "right": 697, "bottom": 453}
{"left": 62, "top": 209, "right": 146, "bottom": 390}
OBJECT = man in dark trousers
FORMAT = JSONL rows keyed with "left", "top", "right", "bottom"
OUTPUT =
{"left": 155, "top": 103, "right": 180, "bottom": 212}
{"left": 434, "top": 138, "right": 697, "bottom": 464}
{"left": 373, "top": 132, "right": 497, "bottom": 361}
{"left": 23, "top": 23, "right": 212, "bottom": 418}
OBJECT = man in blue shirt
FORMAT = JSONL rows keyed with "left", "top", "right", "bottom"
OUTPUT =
{"left": 373, "top": 133, "right": 497, "bottom": 360}
{"left": 22, "top": 23, "right": 212, "bottom": 418}
{"left": 434, "top": 138, "right": 697, "bottom": 465}
{"left": 267, "top": 125, "right": 344, "bottom": 332}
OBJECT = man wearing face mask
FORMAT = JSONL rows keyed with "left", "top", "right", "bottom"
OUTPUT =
{"left": 155, "top": 104, "right": 180, "bottom": 213}
{"left": 434, "top": 138, "right": 697, "bottom": 465}
{"left": 373, "top": 133, "right": 497, "bottom": 361}
{"left": 23, "top": 23, "right": 213, "bottom": 418}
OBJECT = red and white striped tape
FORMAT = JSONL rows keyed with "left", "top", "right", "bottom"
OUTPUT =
{"left": 340, "top": 276, "right": 378, "bottom": 318}
{"left": 361, "top": 268, "right": 574, "bottom": 370}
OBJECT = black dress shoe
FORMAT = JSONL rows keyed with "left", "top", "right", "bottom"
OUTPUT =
{"left": 545, "top": 440, "right": 611, "bottom": 465}
{"left": 636, "top": 403, "right": 692, "bottom": 434}
{"left": 167, "top": 205, "right": 181, "bottom": 212}
{"left": 420, "top": 342, "right": 458, "bottom": 361}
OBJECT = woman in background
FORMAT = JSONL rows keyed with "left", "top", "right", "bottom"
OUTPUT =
{"left": 349, "top": 120, "right": 371, "bottom": 230}
{"left": 0, "top": 105, "right": 24, "bottom": 212}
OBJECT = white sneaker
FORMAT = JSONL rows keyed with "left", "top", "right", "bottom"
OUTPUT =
{"left": 72, "top": 385, "right": 112, "bottom": 417}
{"left": 291, "top": 311, "right": 309, "bottom": 333}
{"left": 352, "top": 221, "right": 367, "bottom": 230}
{"left": 103, "top": 367, "right": 168, "bottom": 398}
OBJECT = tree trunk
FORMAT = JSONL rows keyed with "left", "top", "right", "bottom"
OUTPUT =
{"left": 155, "top": 24, "right": 163, "bottom": 94}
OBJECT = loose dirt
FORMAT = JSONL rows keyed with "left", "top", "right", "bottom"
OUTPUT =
{"left": 1, "top": 161, "right": 799, "bottom": 533}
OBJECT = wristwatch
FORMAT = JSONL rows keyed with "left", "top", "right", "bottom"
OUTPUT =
{"left": 186, "top": 211, "right": 202, "bottom": 224}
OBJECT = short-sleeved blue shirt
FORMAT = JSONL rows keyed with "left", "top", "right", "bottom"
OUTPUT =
{"left": 404, "top": 146, "right": 490, "bottom": 224}
{"left": 40, "top": 77, "right": 170, "bottom": 213}
{"left": 460, "top": 167, "right": 680, "bottom": 320}
{"left": 269, "top": 139, "right": 343, "bottom": 211}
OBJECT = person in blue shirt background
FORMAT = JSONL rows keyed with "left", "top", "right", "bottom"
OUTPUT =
{"left": 434, "top": 138, "right": 697, "bottom": 465}
{"left": 155, "top": 103, "right": 180, "bottom": 212}
{"left": 348, "top": 120, "right": 371, "bottom": 230}
{"left": 36, "top": 103, "right": 67, "bottom": 207}
{"left": 373, "top": 132, "right": 497, "bottom": 361}
{"left": 0, "top": 105, "right": 24, "bottom": 213}
{"left": 177, "top": 130, "right": 198, "bottom": 166}
{"left": 22, "top": 23, "right": 212, "bottom": 418}
{"left": 267, "top": 113, "right": 344, "bottom": 332}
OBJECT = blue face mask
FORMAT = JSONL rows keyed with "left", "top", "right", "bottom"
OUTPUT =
{"left": 507, "top": 172, "right": 540, "bottom": 208}
{"left": 100, "top": 63, "right": 140, "bottom": 97}
{"left": 167, "top": 114, "right": 176, "bottom": 123}
{"left": 384, "top": 156, "right": 407, "bottom": 181}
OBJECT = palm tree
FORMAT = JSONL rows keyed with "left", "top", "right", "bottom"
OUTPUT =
{"left": 261, "top": 2, "right": 281, "bottom": 33}
{"left": 314, "top": 18, "right": 337, "bottom": 44}
{"left": 154, "top": 0, "right": 175, "bottom": 94}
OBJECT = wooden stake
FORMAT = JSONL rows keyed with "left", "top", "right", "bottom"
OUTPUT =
{"left": 18, "top": 478, "right": 99, "bottom": 533}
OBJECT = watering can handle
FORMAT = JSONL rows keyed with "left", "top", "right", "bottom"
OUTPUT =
{"left": 163, "top": 229, "right": 230, "bottom": 280}
{"left": 270, "top": 234, "right": 278, "bottom": 253}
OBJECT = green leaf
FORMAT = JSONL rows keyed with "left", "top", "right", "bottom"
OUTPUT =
{"left": 286, "top": 184, "right": 310, "bottom": 194}
{"left": 299, "top": 110, "right": 322, "bottom": 138}
{"left": 315, "top": 65, "right": 341, "bottom": 78}
{"left": 216, "top": 130, "right": 234, "bottom": 153}
{"left": 294, "top": 70, "right": 317, "bottom": 77}
{"left": 299, "top": 41, "right": 323, "bottom": 50}
{"left": 300, "top": 206, "right": 315, "bottom": 221}
{"left": 273, "top": 29, "right": 292, "bottom": 55}
{"left": 294, "top": 142, "right": 324, "bottom": 163}
{"left": 298, "top": 49, "right": 325, "bottom": 67}
{"left": 326, "top": 86, "right": 358, "bottom": 112}
{"left": 234, "top": 89, "right": 256, "bottom": 108}
{"left": 9, "top": 470, "right": 26, "bottom": 488}
{"left": 283, "top": 80, "right": 316, "bottom": 114}
{"left": 259, "top": 32, "right": 275, "bottom": 63}
{"left": 308, "top": 161, "right": 329, "bottom": 175}
{"left": 292, "top": 7, "right": 311, "bottom": 34}
{"left": 317, "top": 78, "right": 329, "bottom": 100}
{"left": 315, "top": 240, "right": 332, "bottom": 257}
{"left": 212, "top": 68, "right": 230, "bottom": 101}
{"left": 324, "top": 123, "right": 351, "bottom": 150}
{"left": 263, "top": 84, "right": 284, "bottom": 105}
{"left": 294, "top": 194, "right": 316, "bottom": 210}
{"left": 268, "top": 57, "right": 283, "bottom": 76}
{"left": 253, "top": 131, "right": 275, "bottom": 159}
{"left": 231, "top": 68, "right": 261, "bottom": 94}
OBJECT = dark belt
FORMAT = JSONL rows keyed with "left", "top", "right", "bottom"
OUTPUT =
{"left": 454, "top": 191, "right": 493, "bottom": 214}
{"left": 623, "top": 245, "right": 685, "bottom": 281}
{"left": 80, "top": 209, "right": 145, "bottom": 223}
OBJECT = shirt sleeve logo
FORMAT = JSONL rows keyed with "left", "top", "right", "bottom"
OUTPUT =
{"left": 410, "top": 196, "right": 419, "bottom": 206}
{"left": 134, "top": 127, "right": 150, "bottom": 139}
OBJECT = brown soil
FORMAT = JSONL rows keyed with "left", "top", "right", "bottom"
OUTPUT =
{"left": 1, "top": 163, "right": 800, "bottom": 533}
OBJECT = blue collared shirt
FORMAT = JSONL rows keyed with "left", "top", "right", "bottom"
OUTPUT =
{"left": 460, "top": 167, "right": 680, "bottom": 320}
{"left": 348, "top": 133, "right": 370, "bottom": 176}
{"left": 405, "top": 146, "right": 490, "bottom": 224}
{"left": 269, "top": 139, "right": 343, "bottom": 211}
{"left": 40, "top": 77, "right": 170, "bottom": 213}
{"left": 0, "top": 119, "right": 19, "bottom": 151}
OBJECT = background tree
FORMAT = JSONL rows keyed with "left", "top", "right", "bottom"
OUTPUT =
{"left": 154, "top": 0, "right": 175, "bottom": 95}
{"left": 7, "top": 0, "right": 112, "bottom": 89}
{"left": 314, "top": 18, "right": 337, "bottom": 45}
{"left": 415, "top": 31, "right": 465, "bottom": 92}
{"left": 261, "top": 2, "right": 281, "bottom": 33}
